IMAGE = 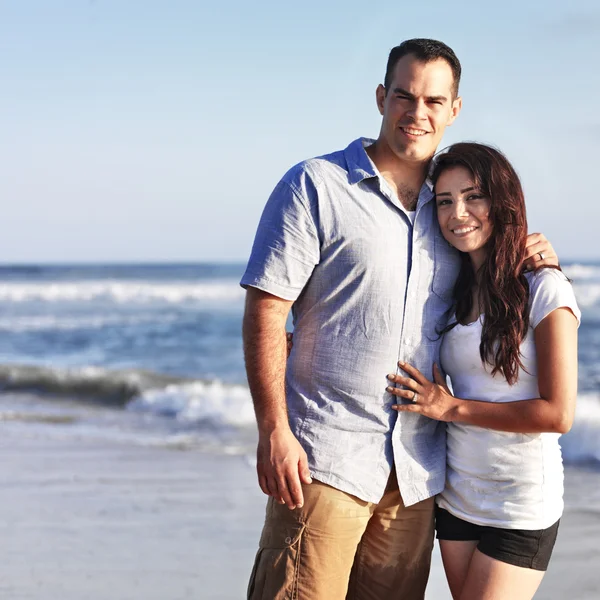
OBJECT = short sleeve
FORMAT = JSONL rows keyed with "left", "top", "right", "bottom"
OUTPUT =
{"left": 240, "top": 178, "right": 320, "bottom": 301}
{"left": 528, "top": 269, "right": 581, "bottom": 329}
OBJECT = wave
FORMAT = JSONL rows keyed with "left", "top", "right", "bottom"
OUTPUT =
{"left": 127, "top": 380, "right": 255, "bottom": 429}
{"left": 571, "top": 282, "right": 600, "bottom": 310}
{"left": 0, "top": 363, "right": 255, "bottom": 429}
{"left": 563, "top": 264, "right": 600, "bottom": 282}
{"left": 0, "top": 279, "right": 244, "bottom": 305}
{"left": 0, "top": 313, "right": 180, "bottom": 333}
{"left": 0, "top": 364, "right": 187, "bottom": 405}
{"left": 1, "top": 362, "right": 599, "bottom": 465}
{"left": 560, "top": 393, "right": 600, "bottom": 465}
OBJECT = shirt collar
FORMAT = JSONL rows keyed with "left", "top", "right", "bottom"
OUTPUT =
{"left": 345, "top": 138, "right": 379, "bottom": 185}
{"left": 345, "top": 137, "right": 434, "bottom": 199}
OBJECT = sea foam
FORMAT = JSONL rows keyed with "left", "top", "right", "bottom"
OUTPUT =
{"left": 0, "top": 279, "right": 244, "bottom": 305}
{"left": 560, "top": 393, "right": 600, "bottom": 464}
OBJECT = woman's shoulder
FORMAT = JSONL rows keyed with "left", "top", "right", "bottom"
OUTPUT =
{"left": 525, "top": 267, "right": 571, "bottom": 289}
{"left": 525, "top": 268, "right": 580, "bottom": 328}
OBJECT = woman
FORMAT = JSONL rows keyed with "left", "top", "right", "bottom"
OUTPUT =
{"left": 387, "top": 143, "right": 580, "bottom": 600}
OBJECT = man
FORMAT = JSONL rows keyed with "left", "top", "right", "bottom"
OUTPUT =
{"left": 241, "top": 39, "right": 556, "bottom": 599}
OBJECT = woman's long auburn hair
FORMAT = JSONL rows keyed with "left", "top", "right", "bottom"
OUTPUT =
{"left": 432, "top": 143, "right": 529, "bottom": 385}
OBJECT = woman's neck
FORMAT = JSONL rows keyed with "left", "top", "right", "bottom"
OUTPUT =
{"left": 469, "top": 249, "right": 487, "bottom": 275}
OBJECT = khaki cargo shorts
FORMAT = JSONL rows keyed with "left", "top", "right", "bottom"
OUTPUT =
{"left": 247, "top": 471, "right": 435, "bottom": 600}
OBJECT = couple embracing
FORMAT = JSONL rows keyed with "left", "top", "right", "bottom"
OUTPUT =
{"left": 241, "top": 39, "right": 579, "bottom": 600}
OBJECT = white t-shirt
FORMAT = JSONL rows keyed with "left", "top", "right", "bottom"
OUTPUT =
{"left": 437, "top": 268, "right": 581, "bottom": 529}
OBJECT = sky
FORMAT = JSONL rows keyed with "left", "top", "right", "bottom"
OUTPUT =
{"left": 0, "top": 0, "right": 598, "bottom": 263}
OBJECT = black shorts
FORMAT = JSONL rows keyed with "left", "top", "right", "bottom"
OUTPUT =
{"left": 435, "top": 506, "right": 559, "bottom": 571}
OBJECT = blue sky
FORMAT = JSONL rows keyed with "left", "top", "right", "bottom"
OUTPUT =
{"left": 0, "top": 0, "right": 598, "bottom": 262}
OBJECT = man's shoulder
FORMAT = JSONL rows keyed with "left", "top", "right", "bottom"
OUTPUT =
{"left": 280, "top": 143, "right": 356, "bottom": 190}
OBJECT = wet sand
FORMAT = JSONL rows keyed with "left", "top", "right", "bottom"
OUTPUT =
{"left": 0, "top": 425, "right": 598, "bottom": 599}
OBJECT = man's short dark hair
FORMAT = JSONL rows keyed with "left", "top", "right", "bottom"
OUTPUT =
{"left": 384, "top": 38, "right": 462, "bottom": 97}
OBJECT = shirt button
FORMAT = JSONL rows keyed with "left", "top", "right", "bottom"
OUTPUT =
{"left": 404, "top": 339, "right": 412, "bottom": 346}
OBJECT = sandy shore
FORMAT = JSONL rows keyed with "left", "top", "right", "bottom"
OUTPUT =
{"left": 0, "top": 425, "right": 598, "bottom": 599}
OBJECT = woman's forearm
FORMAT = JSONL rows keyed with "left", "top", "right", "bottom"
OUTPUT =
{"left": 451, "top": 396, "right": 573, "bottom": 434}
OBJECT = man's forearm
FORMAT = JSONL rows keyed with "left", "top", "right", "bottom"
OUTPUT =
{"left": 242, "top": 290, "right": 292, "bottom": 435}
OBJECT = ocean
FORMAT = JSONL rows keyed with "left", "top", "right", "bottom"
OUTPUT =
{"left": 1, "top": 261, "right": 600, "bottom": 599}
{"left": 0, "top": 261, "right": 599, "bottom": 466}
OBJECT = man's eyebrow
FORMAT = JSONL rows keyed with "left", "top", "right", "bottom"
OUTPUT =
{"left": 392, "top": 88, "right": 448, "bottom": 103}
{"left": 392, "top": 87, "right": 415, "bottom": 99}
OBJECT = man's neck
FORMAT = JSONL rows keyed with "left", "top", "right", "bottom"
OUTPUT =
{"left": 365, "top": 140, "right": 430, "bottom": 211}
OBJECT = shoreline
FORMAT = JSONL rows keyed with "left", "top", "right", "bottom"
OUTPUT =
{"left": 0, "top": 426, "right": 598, "bottom": 599}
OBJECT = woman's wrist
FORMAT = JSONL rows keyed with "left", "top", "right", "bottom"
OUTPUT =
{"left": 447, "top": 397, "right": 465, "bottom": 422}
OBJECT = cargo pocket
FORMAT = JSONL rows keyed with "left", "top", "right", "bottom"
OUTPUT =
{"left": 247, "top": 522, "right": 306, "bottom": 600}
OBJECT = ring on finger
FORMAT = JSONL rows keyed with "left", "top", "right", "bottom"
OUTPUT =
{"left": 538, "top": 252, "right": 545, "bottom": 260}
{"left": 412, "top": 390, "right": 418, "bottom": 403}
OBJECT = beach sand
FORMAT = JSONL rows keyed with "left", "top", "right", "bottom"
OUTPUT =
{"left": 1, "top": 425, "right": 598, "bottom": 599}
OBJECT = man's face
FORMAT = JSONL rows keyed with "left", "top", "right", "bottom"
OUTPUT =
{"left": 376, "top": 55, "right": 462, "bottom": 164}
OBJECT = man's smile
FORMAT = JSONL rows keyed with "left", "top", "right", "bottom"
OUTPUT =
{"left": 399, "top": 126, "right": 428, "bottom": 137}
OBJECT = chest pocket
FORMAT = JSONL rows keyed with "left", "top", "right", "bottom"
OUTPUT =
{"left": 432, "top": 233, "right": 460, "bottom": 301}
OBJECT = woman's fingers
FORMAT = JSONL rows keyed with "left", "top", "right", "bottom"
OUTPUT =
{"left": 391, "top": 403, "right": 421, "bottom": 413}
{"left": 432, "top": 363, "right": 445, "bottom": 385}
{"left": 387, "top": 373, "right": 420, "bottom": 390}
{"left": 386, "top": 386, "right": 418, "bottom": 399}
{"left": 397, "top": 361, "right": 427, "bottom": 385}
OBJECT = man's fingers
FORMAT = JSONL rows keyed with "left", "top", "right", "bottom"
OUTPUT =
{"left": 258, "top": 474, "right": 270, "bottom": 496}
{"left": 524, "top": 242, "right": 553, "bottom": 261}
{"left": 275, "top": 473, "right": 296, "bottom": 509}
{"left": 523, "top": 235, "right": 558, "bottom": 270}
{"left": 265, "top": 475, "right": 284, "bottom": 503}
{"left": 525, "top": 231, "right": 544, "bottom": 246}
{"left": 257, "top": 462, "right": 271, "bottom": 496}
{"left": 299, "top": 455, "right": 313, "bottom": 485}
{"left": 286, "top": 471, "right": 305, "bottom": 509}
{"left": 523, "top": 240, "right": 543, "bottom": 259}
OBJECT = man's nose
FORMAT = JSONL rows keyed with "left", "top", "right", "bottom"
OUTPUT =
{"left": 407, "top": 99, "right": 428, "bottom": 121}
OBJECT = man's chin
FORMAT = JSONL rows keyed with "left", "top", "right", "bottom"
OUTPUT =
{"left": 393, "top": 146, "right": 434, "bottom": 165}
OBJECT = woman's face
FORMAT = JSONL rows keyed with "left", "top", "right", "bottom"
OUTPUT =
{"left": 435, "top": 166, "right": 493, "bottom": 266}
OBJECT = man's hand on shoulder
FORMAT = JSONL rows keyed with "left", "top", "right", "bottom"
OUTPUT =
{"left": 257, "top": 426, "right": 312, "bottom": 510}
{"left": 524, "top": 232, "right": 559, "bottom": 271}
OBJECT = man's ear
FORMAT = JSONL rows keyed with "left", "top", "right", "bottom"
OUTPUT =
{"left": 376, "top": 84, "right": 386, "bottom": 116}
{"left": 447, "top": 96, "right": 462, "bottom": 126}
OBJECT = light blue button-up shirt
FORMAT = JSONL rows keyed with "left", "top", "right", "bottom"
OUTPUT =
{"left": 241, "top": 138, "right": 461, "bottom": 505}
